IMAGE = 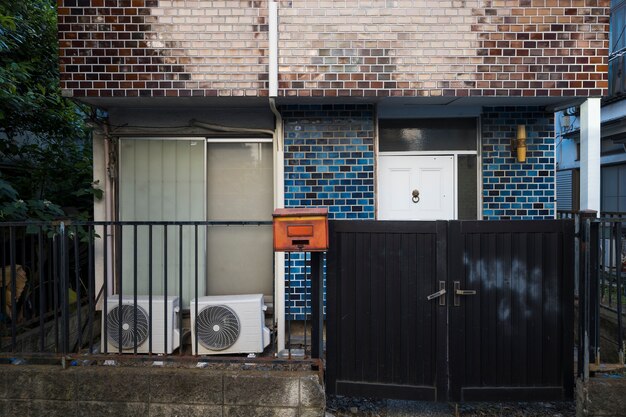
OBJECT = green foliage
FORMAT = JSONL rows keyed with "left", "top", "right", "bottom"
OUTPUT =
{"left": 0, "top": 0, "right": 86, "bottom": 139}
{"left": 0, "top": 0, "right": 100, "bottom": 221}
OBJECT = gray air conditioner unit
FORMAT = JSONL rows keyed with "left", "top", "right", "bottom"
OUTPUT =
{"left": 103, "top": 295, "right": 180, "bottom": 354}
{"left": 190, "top": 294, "right": 270, "bottom": 355}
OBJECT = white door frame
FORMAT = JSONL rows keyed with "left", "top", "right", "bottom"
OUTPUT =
{"left": 377, "top": 149, "right": 481, "bottom": 220}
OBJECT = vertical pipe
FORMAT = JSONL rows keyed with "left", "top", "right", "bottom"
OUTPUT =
{"left": 53, "top": 227, "right": 59, "bottom": 352}
{"left": 593, "top": 220, "right": 601, "bottom": 364}
{"left": 74, "top": 225, "right": 82, "bottom": 351}
{"left": 311, "top": 251, "right": 324, "bottom": 359}
{"left": 103, "top": 223, "right": 108, "bottom": 353}
{"left": 268, "top": 0, "right": 278, "bottom": 97}
{"left": 133, "top": 224, "right": 138, "bottom": 354}
{"left": 587, "top": 217, "right": 602, "bottom": 364}
{"left": 194, "top": 225, "right": 199, "bottom": 355}
{"left": 578, "top": 210, "right": 597, "bottom": 378}
{"left": 39, "top": 227, "right": 45, "bottom": 351}
{"left": 287, "top": 251, "right": 291, "bottom": 358}
{"left": 118, "top": 224, "right": 123, "bottom": 354}
{"left": 88, "top": 225, "right": 94, "bottom": 351}
{"left": 601, "top": 220, "right": 606, "bottom": 305}
{"left": 60, "top": 223, "right": 70, "bottom": 354}
{"left": 304, "top": 252, "right": 308, "bottom": 356}
{"left": 270, "top": 97, "right": 285, "bottom": 353}
{"left": 29, "top": 232, "right": 36, "bottom": 337}
{"left": 579, "top": 219, "right": 591, "bottom": 381}
{"left": 610, "top": 223, "right": 615, "bottom": 307}
{"left": 179, "top": 224, "right": 184, "bottom": 355}
{"left": 9, "top": 226, "right": 17, "bottom": 351}
{"left": 617, "top": 222, "right": 624, "bottom": 363}
{"left": 164, "top": 226, "right": 168, "bottom": 355}
{"left": 93, "top": 128, "right": 108, "bottom": 312}
{"left": 1, "top": 227, "right": 5, "bottom": 328}
{"left": 148, "top": 224, "right": 153, "bottom": 354}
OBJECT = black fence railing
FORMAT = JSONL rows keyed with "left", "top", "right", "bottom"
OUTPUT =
{"left": 561, "top": 210, "right": 626, "bottom": 377}
{"left": 0, "top": 220, "right": 323, "bottom": 360}
{"left": 1, "top": 222, "right": 96, "bottom": 354}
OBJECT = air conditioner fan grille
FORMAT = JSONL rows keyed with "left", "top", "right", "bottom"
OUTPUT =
{"left": 196, "top": 305, "right": 240, "bottom": 351}
{"left": 107, "top": 304, "right": 149, "bottom": 350}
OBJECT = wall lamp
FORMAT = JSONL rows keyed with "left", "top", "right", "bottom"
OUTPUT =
{"left": 511, "top": 124, "right": 527, "bottom": 162}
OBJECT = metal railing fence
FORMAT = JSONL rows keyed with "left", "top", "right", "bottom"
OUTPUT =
{"left": 562, "top": 210, "right": 626, "bottom": 379}
{"left": 0, "top": 220, "right": 292, "bottom": 358}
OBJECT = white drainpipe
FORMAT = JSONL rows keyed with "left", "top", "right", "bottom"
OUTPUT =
{"left": 269, "top": 0, "right": 278, "bottom": 98}
{"left": 268, "top": 0, "right": 285, "bottom": 352}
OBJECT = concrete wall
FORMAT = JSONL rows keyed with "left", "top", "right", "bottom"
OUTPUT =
{"left": 0, "top": 365, "right": 325, "bottom": 417}
{"left": 576, "top": 376, "right": 626, "bottom": 417}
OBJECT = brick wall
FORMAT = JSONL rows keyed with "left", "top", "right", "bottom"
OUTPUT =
{"left": 279, "top": 0, "right": 609, "bottom": 98}
{"left": 58, "top": 0, "right": 609, "bottom": 99}
{"left": 282, "top": 104, "right": 375, "bottom": 319}
{"left": 58, "top": 0, "right": 268, "bottom": 98}
{"left": 481, "top": 106, "right": 556, "bottom": 219}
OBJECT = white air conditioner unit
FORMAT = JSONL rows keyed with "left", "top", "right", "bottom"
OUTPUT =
{"left": 190, "top": 294, "right": 271, "bottom": 355}
{"left": 103, "top": 295, "right": 180, "bottom": 354}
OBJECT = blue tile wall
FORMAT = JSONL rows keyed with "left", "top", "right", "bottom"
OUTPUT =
{"left": 481, "top": 107, "right": 556, "bottom": 220}
{"left": 279, "top": 104, "right": 555, "bottom": 319}
{"left": 282, "top": 104, "right": 375, "bottom": 319}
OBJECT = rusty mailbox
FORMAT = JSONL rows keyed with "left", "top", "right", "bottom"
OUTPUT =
{"left": 272, "top": 208, "right": 328, "bottom": 252}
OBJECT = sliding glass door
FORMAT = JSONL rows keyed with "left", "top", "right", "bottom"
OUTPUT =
{"left": 118, "top": 138, "right": 273, "bottom": 306}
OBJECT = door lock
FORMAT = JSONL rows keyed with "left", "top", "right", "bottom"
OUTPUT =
{"left": 426, "top": 281, "right": 446, "bottom": 306}
{"left": 453, "top": 281, "right": 477, "bottom": 306}
{"left": 412, "top": 189, "right": 420, "bottom": 203}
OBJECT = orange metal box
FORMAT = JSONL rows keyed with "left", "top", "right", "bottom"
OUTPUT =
{"left": 272, "top": 208, "right": 328, "bottom": 252}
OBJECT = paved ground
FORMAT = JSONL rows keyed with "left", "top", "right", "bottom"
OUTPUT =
{"left": 326, "top": 396, "right": 575, "bottom": 417}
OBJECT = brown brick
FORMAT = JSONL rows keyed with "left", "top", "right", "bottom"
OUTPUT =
{"left": 58, "top": 0, "right": 609, "bottom": 99}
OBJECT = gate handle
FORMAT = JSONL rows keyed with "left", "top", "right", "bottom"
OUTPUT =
{"left": 426, "top": 281, "right": 446, "bottom": 306}
{"left": 454, "top": 281, "right": 476, "bottom": 306}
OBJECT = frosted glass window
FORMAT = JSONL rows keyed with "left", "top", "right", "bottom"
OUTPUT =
{"left": 457, "top": 155, "right": 478, "bottom": 220}
{"left": 118, "top": 139, "right": 206, "bottom": 306}
{"left": 602, "top": 163, "right": 626, "bottom": 213}
{"left": 379, "top": 118, "right": 478, "bottom": 152}
{"left": 206, "top": 142, "right": 273, "bottom": 296}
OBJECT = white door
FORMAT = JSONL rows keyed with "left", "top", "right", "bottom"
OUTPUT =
{"left": 378, "top": 155, "right": 455, "bottom": 220}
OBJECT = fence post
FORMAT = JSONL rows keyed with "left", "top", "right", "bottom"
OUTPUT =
{"left": 616, "top": 222, "right": 624, "bottom": 365}
{"left": 311, "top": 251, "right": 324, "bottom": 359}
{"left": 579, "top": 210, "right": 597, "bottom": 379}
{"left": 59, "top": 222, "right": 70, "bottom": 354}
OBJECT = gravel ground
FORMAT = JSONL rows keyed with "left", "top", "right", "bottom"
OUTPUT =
{"left": 326, "top": 395, "right": 576, "bottom": 417}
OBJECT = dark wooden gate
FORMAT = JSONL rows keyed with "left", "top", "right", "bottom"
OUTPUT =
{"left": 326, "top": 220, "right": 575, "bottom": 402}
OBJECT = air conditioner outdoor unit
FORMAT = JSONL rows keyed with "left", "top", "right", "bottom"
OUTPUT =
{"left": 190, "top": 294, "right": 271, "bottom": 355}
{"left": 103, "top": 295, "right": 180, "bottom": 354}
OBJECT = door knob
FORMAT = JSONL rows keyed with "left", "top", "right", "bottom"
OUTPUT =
{"left": 426, "top": 281, "right": 446, "bottom": 306}
{"left": 453, "top": 281, "right": 477, "bottom": 306}
{"left": 412, "top": 189, "right": 420, "bottom": 203}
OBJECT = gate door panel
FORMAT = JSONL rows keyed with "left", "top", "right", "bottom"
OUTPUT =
{"left": 326, "top": 219, "right": 574, "bottom": 402}
{"left": 326, "top": 221, "right": 448, "bottom": 401}
{"left": 447, "top": 221, "right": 574, "bottom": 402}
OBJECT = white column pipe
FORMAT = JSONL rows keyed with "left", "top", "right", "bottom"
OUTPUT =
{"left": 269, "top": 97, "right": 285, "bottom": 352}
{"left": 269, "top": 0, "right": 278, "bottom": 97}
{"left": 579, "top": 98, "right": 601, "bottom": 213}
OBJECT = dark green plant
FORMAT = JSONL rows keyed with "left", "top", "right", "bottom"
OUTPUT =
{"left": 0, "top": 0, "right": 100, "bottom": 221}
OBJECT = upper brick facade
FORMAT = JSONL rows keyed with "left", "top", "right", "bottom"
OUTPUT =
{"left": 58, "top": 0, "right": 269, "bottom": 98}
{"left": 58, "top": 0, "right": 610, "bottom": 99}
